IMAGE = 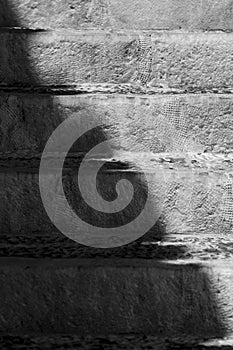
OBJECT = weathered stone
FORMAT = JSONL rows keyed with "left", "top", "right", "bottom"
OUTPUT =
{"left": 1, "top": 31, "right": 233, "bottom": 90}
{"left": 0, "top": 0, "right": 232, "bottom": 342}
{"left": 0, "top": 334, "right": 233, "bottom": 349}
{"left": 0, "top": 162, "right": 232, "bottom": 236}
{"left": 0, "top": 258, "right": 231, "bottom": 336}
{"left": 1, "top": 0, "right": 233, "bottom": 31}
{"left": 0, "top": 93, "right": 232, "bottom": 154}
{"left": 0, "top": 233, "right": 233, "bottom": 261}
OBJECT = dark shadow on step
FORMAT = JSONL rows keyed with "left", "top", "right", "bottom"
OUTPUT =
{"left": 0, "top": 0, "right": 229, "bottom": 339}
{"left": 0, "top": 0, "right": 172, "bottom": 255}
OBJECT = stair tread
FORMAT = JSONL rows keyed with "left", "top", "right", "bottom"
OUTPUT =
{"left": 1, "top": 334, "right": 233, "bottom": 350}
{"left": 0, "top": 152, "right": 232, "bottom": 171}
{"left": 0, "top": 233, "right": 233, "bottom": 261}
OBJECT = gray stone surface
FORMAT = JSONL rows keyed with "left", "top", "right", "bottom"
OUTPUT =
{"left": 0, "top": 161, "right": 232, "bottom": 236}
{"left": 0, "top": 258, "right": 230, "bottom": 336}
{"left": 0, "top": 0, "right": 232, "bottom": 344}
{"left": 0, "top": 333, "right": 233, "bottom": 349}
{"left": 0, "top": 93, "right": 232, "bottom": 154}
{"left": 1, "top": 0, "right": 233, "bottom": 31}
{"left": 1, "top": 31, "right": 233, "bottom": 90}
{"left": 0, "top": 233, "right": 233, "bottom": 261}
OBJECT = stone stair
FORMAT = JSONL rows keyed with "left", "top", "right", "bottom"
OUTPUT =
{"left": 0, "top": 0, "right": 233, "bottom": 348}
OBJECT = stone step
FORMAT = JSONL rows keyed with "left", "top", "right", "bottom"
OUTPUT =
{"left": 1, "top": 0, "right": 233, "bottom": 32}
{"left": 1, "top": 333, "right": 233, "bottom": 350}
{"left": 0, "top": 233, "right": 233, "bottom": 261}
{"left": 0, "top": 257, "right": 233, "bottom": 336}
{"left": 1, "top": 30, "right": 233, "bottom": 90}
{"left": 0, "top": 93, "right": 232, "bottom": 154}
{"left": 0, "top": 156, "right": 232, "bottom": 237}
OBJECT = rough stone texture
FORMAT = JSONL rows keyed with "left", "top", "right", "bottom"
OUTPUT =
{"left": 1, "top": 31, "right": 233, "bottom": 90}
{"left": 0, "top": 162, "right": 232, "bottom": 236}
{"left": 0, "top": 0, "right": 232, "bottom": 344}
{"left": 0, "top": 258, "right": 230, "bottom": 336}
{"left": 0, "top": 93, "right": 232, "bottom": 154}
{"left": 1, "top": 233, "right": 233, "bottom": 261}
{"left": 1, "top": 334, "right": 233, "bottom": 350}
{"left": 0, "top": 334, "right": 225, "bottom": 350}
{"left": 1, "top": 0, "right": 233, "bottom": 31}
{"left": 0, "top": 233, "right": 190, "bottom": 260}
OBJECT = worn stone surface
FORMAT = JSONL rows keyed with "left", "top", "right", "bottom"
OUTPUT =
{"left": 0, "top": 0, "right": 232, "bottom": 343}
{"left": 0, "top": 93, "right": 232, "bottom": 154}
{"left": 1, "top": 233, "right": 233, "bottom": 261}
{"left": 1, "top": 334, "right": 233, "bottom": 350}
{"left": 0, "top": 152, "right": 232, "bottom": 173}
{"left": 0, "top": 161, "right": 232, "bottom": 236}
{"left": 1, "top": 0, "right": 233, "bottom": 31}
{"left": 0, "top": 258, "right": 231, "bottom": 336}
{"left": 0, "top": 233, "right": 188, "bottom": 260}
{"left": 1, "top": 31, "right": 233, "bottom": 90}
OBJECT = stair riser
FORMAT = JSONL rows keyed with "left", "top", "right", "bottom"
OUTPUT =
{"left": 1, "top": 32, "right": 233, "bottom": 90}
{"left": 0, "top": 259, "right": 230, "bottom": 336}
{"left": 0, "top": 167, "right": 232, "bottom": 236}
{"left": 1, "top": 0, "right": 233, "bottom": 31}
{"left": 0, "top": 93, "right": 232, "bottom": 154}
